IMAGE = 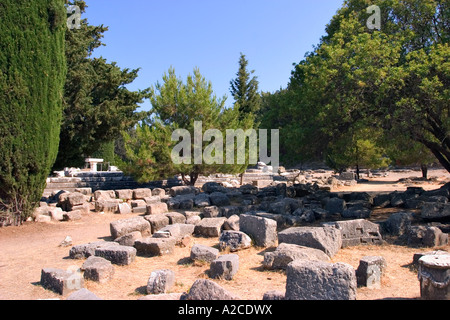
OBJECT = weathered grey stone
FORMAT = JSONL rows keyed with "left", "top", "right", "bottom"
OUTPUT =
{"left": 203, "top": 206, "right": 221, "bottom": 218}
{"left": 183, "top": 279, "right": 240, "bottom": 300}
{"left": 115, "top": 189, "right": 133, "bottom": 201}
{"left": 239, "top": 214, "right": 278, "bottom": 248}
{"left": 356, "top": 256, "right": 387, "bottom": 289}
{"left": 40, "top": 268, "right": 84, "bottom": 295}
{"left": 63, "top": 192, "right": 86, "bottom": 211}
{"left": 147, "top": 269, "right": 175, "bottom": 294}
{"left": 220, "top": 206, "right": 242, "bottom": 218}
{"left": 133, "top": 188, "right": 153, "bottom": 200}
{"left": 152, "top": 188, "right": 166, "bottom": 197}
{"left": 326, "top": 219, "right": 383, "bottom": 248}
{"left": 190, "top": 244, "right": 219, "bottom": 263}
{"left": 381, "top": 211, "right": 414, "bottom": 236}
{"left": 35, "top": 214, "right": 52, "bottom": 223}
{"left": 373, "top": 193, "right": 391, "bottom": 208}
{"left": 81, "top": 256, "right": 115, "bottom": 283}
{"left": 117, "top": 203, "right": 132, "bottom": 215}
{"left": 165, "top": 211, "right": 187, "bottom": 224}
{"left": 134, "top": 237, "right": 176, "bottom": 256}
{"left": 262, "top": 291, "right": 285, "bottom": 300}
{"left": 269, "top": 201, "right": 291, "bottom": 215}
{"left": 95, "top": 199, "right": 120, "bottom": 213}
{"left": 74, "top": 188, "right": 92, "bottom": 196}
{"left": 114, "top": 231, "right": 142, "bottom": 247}
{"left": 194, "top": 217, "right": 227, "bottom": 237}
{"left": 421, "top": 202, "right": 450, "bottom": 222}
{"left": 223, "top": 215, "right": 240, "bottom": 231}
{"left": 144, "top": 214, "right": 170, "bottom": 233}
{"left": 186, "top": 215, "right": 202, "bottom": 225}
{"left": 263, "top": 243, "right": 330, "bottom": 270}
{"left": 209, "top": 192, "right": 230, "bottom": 207}
{"left": 408, "top": 226, "right": 448, "bottom": 247}
{"left": 110, "top": 216, "right": 151, "bottom": 239}
{"left": 69, "top": 241, "right": 119, "bottom": 259}
{"left": 325, "top": 197, "right": 346, "bottom": 215}
{"left": 341, "top": 207, "right": 371, "bottom": 219}
{"left": 143, "top": 196, "right": 162, "bottom": 204}
{"left": 94, "top": 190, "right": 115, "bottom": 201}
{"left": 194, "top": 193, "right": 211, "bottom": 208}
{"left": 418, "top": 254, "right": 450, "bottom": 300}
{"left": 202, "top": 182, "right": 227, "bottom": 194}
{"left": 63, "top": 210, "right": 82, "bottom": 221}
{"left": 94, "top": 245, "right": 136, "bottom": 266}
{"left": 155, "top": 223, "right": 195, "bottom": 242}
{"left": 66, "top": 288, "right": 102, "bottom": 300}
{"left": 210, "top": 254, "right": 239, "bottom": 280}
{"left": 278, "top": 226, "right": 341, "bottom": 258}
{"left": 48, "top": 207, "right": 65, "bottom": 221}
{"left": 170, "top": 186, "right": 197, "bottom": 197}
{"left": 146, "top": 202, "right": 168, "bottom": 215}
{"left": 285, "top": 260, "right": 357, "bottom": 300}
{"left": 219, "top": 231, "right": 252, "bottom": 252}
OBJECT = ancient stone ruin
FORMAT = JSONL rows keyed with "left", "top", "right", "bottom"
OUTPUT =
{"left": 35, "top": 171, "right": 450, "bottom": 300}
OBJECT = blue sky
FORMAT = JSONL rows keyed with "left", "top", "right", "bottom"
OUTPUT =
{"left": 82, "top": 0, "right": 345, "bottom": 111}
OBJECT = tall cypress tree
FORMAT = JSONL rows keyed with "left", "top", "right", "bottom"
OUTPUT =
{"left": 230, "top": 53, "right": 261, "bottom": 121}
{"left": 0, "top": 0, "right": 67, "bottom": 225}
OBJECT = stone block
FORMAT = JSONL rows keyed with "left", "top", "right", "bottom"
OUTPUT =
{"left": 190, "top": 244, "right": 219, "bottom": 263}
{"left": 94, "top": 245, "right": 136, "bottom": 266}
{"left": 223, "top": 215, "right": 240, "bottom": 231}
{"left": 165, "top": 211, "right": 187, "bottom": 224}
{"left": 114, "top": 231, "right": 142, "bottom": 247}
{"left": 69, "top": 241, "right": 120, "bottom": 259}
{"left": 278, "top": 226, "right": 341, "bottom": 258}
{"left": 263, "top": 243, "right": 330, "bottom": 270}
{"left": 209, "top": 192, "right": 230, "bottom": 207}
{"left": 285, "top": 260, "right": 357, "bottom": 300}
{"left": 81, "top": 256, "right": 115, "bottom": 283}
{"left": 239, "top": 214, "right": 278, "bottom": 248}
{"left": 183, "top": 279, "right": 240, "bottom": 300}
{"left": 203, "top": 206, "right": 221, "bottom": 218}
{"left": 134, "top": 237, "right": 176, "bottom": 256}
{"left": 146, "top": 202, "right": 168, "bottom": 215}
{"left": 326, "top": 219, "right": 383, "bottom": 248}
{"left": 115, "top": 189, "right": 133, "bottom": 201}
{"left": 110, "top": 216, "right": 151, "bottom": 239}
{"left": 219, "top": 231, "right": 252, "bottom": 252}
{"left": 40, "top": 268, "right": 84, "bottom": 295}
{"left": 144, "top": 214, "right": 170, "bottom": 233}
{"left": 152, "top": 188, "right": 166, "bottom": 197}
{"left": 356, "top": 256, "right": 387, "bottom": 289}
{"left": 133, "top": 188, "right": 153, "bottom": 200}
{"left": 117, "top": 203, "right": 132, "bottom": 215}
{"left": 194, "top": 217, "right": 227, "bottom": 237}
{"left": 170, "top": 186, "right": 196, "bottom": 197}
{"left": 63, "top": 210, "right": 82, "bottom": 221}
{"left": 147, "top": 269, "right": 175, "bottom": 294}
{"left": 209, "top": 254, "right": 239, "bottom": 280}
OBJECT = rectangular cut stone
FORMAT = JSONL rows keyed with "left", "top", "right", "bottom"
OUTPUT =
{"left": 239, "top": 214, "right": 278, "bottom": 247}
{"left": 40, "top": 268, "right": 84, "bottom": 295}
{"left": 94, "top": 245, "right": 136, "bottom": 266}
{"left": 134, "top": 237, "right": 176, "bottom": 256}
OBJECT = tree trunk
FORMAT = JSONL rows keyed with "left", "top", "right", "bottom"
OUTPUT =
{"left": 421, "top": 164, "right": 428, "bottom": 180}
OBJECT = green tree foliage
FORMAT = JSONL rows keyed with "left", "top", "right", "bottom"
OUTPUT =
{"left": 326, "top": 128, "right": 390, "bottom": 178}
{"left": 281, "top": 0, "right": 449, "bottom": 171}
{"left": 230, "top": 53, "right": 261, "bottom": 121}
{"left": 0, "top": 0, "right": 67, "bottom": 224}
{"left": 53, "top": 1, "right": 149, "bottom": 170}
{"left": 120, "top": 68, "right": 248, "bottom": 186}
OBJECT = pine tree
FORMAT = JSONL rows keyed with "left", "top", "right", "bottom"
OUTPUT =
{"left": 230, "top": 53, "right": 261, "bottom": 121}
{"left": 0, "top": 0, "right": 67, "bottom": 225}
{"left": 120, "top": 68, "right": 246, "bottom": 186}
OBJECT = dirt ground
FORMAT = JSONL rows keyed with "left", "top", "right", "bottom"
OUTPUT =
{"left": 0, "top": 169, "right": 449, "bottom": 301}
